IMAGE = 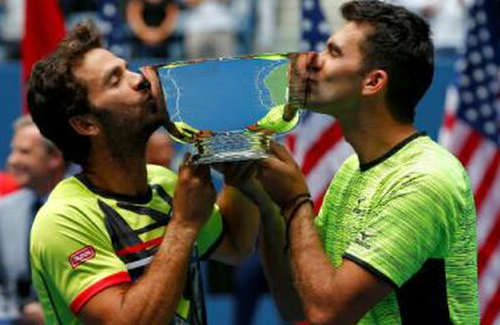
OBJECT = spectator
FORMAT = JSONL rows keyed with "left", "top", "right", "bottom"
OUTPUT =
{"left": 126, "top": 0, "right": 179, "bottom": 58}
{"left": 0, "top": 0, "right": 24, "bottom": 60}
{"left": 0, "top": 115, "right": 67, "bottom": 325}
{"left": 183, "top": 0, "right": 237, "bottom": 59}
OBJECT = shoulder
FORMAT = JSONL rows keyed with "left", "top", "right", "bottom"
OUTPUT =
{"left": 147, "top": 164, "right": 178, "bottom": 189}
{"left": 0, "top": 188, "right": 34, "bottom": 212}
{"left": 31, "top": 178, "right": 102, "bottom": 244}
{"left": 399, "top": 137, "right": 470, "bottom": 189}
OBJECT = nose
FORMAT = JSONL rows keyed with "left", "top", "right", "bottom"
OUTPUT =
{"left": 6, "top": 150, "right": 19, "bottom": 170}
{"left": 131, "top": 71, "right": 151, "bottom": 91}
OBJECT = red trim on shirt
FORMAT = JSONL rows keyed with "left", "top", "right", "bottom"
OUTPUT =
{"left": 70, "top": 271, "right": 131, "bottom": 314}
{"left": 115, "top": 237, "right": 163, "bottom": 257}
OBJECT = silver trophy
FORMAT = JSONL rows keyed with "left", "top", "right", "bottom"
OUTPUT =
{"left": 153, "top": 53, "right": 309, "bottom": 164}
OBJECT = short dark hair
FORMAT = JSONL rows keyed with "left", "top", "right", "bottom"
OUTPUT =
{"left": 341, "top": 0, "right": 434, "bottom": 123}
{"left": 27, "top": 22, "right": 102, "bottom": 165}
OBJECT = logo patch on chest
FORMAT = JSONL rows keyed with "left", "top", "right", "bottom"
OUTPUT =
{"left": 69, "top": 246, "right": 96, "bottom": 268}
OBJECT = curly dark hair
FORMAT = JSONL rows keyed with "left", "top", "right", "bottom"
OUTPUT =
{"left": 341, "top": 0, "right": 434, "bottom": 123}
{"left": 27, "top": 21, "right": 102, "bottom": 165}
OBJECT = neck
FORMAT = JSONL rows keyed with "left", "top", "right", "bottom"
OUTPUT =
{"left": 338, "top": 103, "right": 417, "bottom": 165}
{"left": 83, "top": 145, "right": 149, "bottom": 197}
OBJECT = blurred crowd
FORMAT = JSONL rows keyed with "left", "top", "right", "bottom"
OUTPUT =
{"left": 0, "top": 0, "right": 480, "bottom": 64}
{"left": 0, "top": 0, "right": 280, "bottom": 63}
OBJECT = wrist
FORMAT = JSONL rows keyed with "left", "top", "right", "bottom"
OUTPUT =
{"left": 283, "top": 197, "right": 313, "bottom": 253}
{"left": 168, "top": 219, "right": 200, "bottom": 240}
{"left": 280, "top": 193, "right": 311, "bottom": 221}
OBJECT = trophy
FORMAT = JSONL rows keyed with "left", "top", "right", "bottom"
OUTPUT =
{"left": 153, "top": 53, "right": 310, "bottom": 164}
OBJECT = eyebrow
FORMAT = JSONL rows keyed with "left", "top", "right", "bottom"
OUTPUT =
{"left": 102, "top": 60, "right": 127, "bottom": 86}
{"left": 327, "top": 41, "right": 343, "bottom": 56}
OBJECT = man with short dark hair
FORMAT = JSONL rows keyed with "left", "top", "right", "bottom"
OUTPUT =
{"left": 27, "top": 22, "right": 258, "bottom": 325}
{"left": 240, "top": 1, "right": 479, "bottom": 324}
{"left": 0, "top": 115, "right": 67, "bottom": 324}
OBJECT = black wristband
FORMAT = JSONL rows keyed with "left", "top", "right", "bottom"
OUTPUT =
{"left": 280, "top": 193, "right": 311, "bottom": 216}
{"left": 283, "top": 198, "right": 313, "bottom": 254}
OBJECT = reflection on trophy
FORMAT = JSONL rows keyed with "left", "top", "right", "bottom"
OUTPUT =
{"left": 151, "top": 53, "right": 311, "bottom": 164}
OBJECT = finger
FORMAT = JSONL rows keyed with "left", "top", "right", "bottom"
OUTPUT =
{"left": 227, "top": 161, "right": 256, "bottom": 182}
{"left": 193, "top": 163, "right": 212, "bottom": 181}
{"left": 268, "top": 141, "right": 295, "bottom": 163}
{"left": 179, "top": 152, "right": 192, "bottom": 172}
{"left": 256, "top": 155, "right": 284, "bottom": 170}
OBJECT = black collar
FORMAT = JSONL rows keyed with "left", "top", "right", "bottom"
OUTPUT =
{"left": 359, "top": 132, "right": 427, "bottom": 172}
{"left": 75, "top": 174, "right": 153, "bottom": 204}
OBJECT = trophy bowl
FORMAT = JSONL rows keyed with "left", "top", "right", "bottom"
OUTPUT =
{"left": 152, "top": 53, "right": 310, "bottom": 164}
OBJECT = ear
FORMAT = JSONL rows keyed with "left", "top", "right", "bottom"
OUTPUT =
{"left": 362, "top": 69, "right": 388, "bottom": 96}
{"left": 68, "top": 114, "right": 99, "bottom": 136}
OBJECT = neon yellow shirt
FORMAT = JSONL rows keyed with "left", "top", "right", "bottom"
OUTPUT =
{"left": 31, "top": 165, "right": 223, "bottom": 325}
{"left": 315, "top": 134, "right": 479, "bottom": 324}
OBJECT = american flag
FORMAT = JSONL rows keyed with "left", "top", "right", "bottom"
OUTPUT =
{"left": 438, "top": 0, "right": 500, "bottom": 323}
{"left": 286, "top": 0, "right": 353, "bottom": 211}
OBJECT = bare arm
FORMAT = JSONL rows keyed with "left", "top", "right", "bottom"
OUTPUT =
{"left": 79, "top": 160, "right": 216, "bottom": 325}
{"left": 126, "top": 0, "right": 179, "bottom": 46}
{"left": 213, "top": 161, "right": 304, "bottom": 320}
{"left": 257, "top": 142, "right": 393, "bottom": 324}
{"left": 209, "top": 162, "right": 261, "bottom": 265}
{"left": 255, "top": 189, "right": 305, "bottom": 321}
{"left": 288, "top": 204, "right": 392, "bottom": 324}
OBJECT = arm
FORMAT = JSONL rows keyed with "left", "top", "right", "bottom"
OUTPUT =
{"left": 255, "top": 186, "right": 305, "bottom": 321}
{"left": 126, "top": 0, "right": 179, "bottom": 46}
{"left": 212, "top": 161, "right": 305, "bottom": 320}
{"left": 257, "top": 142, "right": 392, "bottom": 324}
{"left": 287, "top": 204, "right": 392, "bottom": 324}
{"left": 79, "top": 160, "right": 216, "bottom": 325}
{"left": 209, "top": 162, "right": 261, "bottom": 265}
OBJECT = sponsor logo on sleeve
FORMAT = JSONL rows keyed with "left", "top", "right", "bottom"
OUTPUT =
{"left": 69, "top": 246, "right": 96, "bottom": 268}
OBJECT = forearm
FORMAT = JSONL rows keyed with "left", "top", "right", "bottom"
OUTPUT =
{"left": 213, "top": 186, "right": 260, "bottom": 265}
{"left": 289, "top": 205, "right": 341, "bottom": 324}
{"left": 82, "top": 220, "right": 197, "bottom": 325}
{"left": 124, "top": 221, "right": 196, "bottom": 324}
{"left": 156, "top": 6, "right": 179, "bottom": 39}
{"left": 258, "top": 199, "right": 304, "bottom": 321}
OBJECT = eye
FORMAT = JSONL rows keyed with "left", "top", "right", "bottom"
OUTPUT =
{"left": 110, "top": 75, "right": 120, "bottom": 87}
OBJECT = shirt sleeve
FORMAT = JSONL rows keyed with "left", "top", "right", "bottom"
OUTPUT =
{"left": 344, "top": 170, "right": 458, "bottom": 287}
{"left": 30, "top": 205, "right": 131, "bottom": 315}
{"left": 196, "top": 205, "right": 223, "bottom": 259}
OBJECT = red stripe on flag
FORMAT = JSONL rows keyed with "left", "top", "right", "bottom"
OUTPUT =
{"left": 301, "top": 122, "right": 342, "bottom": 176}
{"left": 442, "top": 112, "right": 457, "bottom": 130}
{"left": 286, "top": 134, "right": 297, "bottom": 154}
{"left": 478, "top": 206, "right": 500, "bottom": 276}
{"left": 474, "top": 151, "right": 500, "bottom": 212}
{"left": 481, "top": 275, "right": 500, "bottom": 325}
{"left": 456, "top": 130, "right": 482, "bottom": 167}
{"left": 312, "top": 187, "right": 328, "bottom": 214}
